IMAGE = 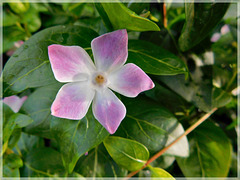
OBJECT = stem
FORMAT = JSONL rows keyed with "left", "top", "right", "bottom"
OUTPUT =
{"left": 125, "top": 108, "right": 218, "bottom": 179}
{"left": 93, "top": 146, "right": 98, "bottom": 180}
{"left": 163, "top": 3, "right": 167, "bottom": 28}
{"left": 225, "top": 65, "right": 237, "bottom": 92}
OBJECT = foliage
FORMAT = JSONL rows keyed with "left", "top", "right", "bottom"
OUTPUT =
{"left": 2, "top": 1, "right": 237, "bottom": 179}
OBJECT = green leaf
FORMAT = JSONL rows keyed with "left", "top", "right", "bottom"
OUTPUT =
{"left": 179, "top": 3, "right": 229, "bottom": 51}
{"left": 3, "top": 25, "right": 98, "bottom": 95}
{"left": 3, "top": 165, "right": 20, "bottom": 177}
{"left": 8, "top": 1, "right": 30, "bottom": 14}
{"left": 103, "top": 136, "right": 149, "bottom": 171}
{"left": 145, "top": 82, "right": 191, "bottom": 113}
{"left": 99, "top": 2, "right": 160, "bottom": 32}
{"left": 3, "top": 103, "right": 15, "bottom": 126}
{"left": 62, "top": 3, "right": 86, "bottom": 17}
{"left": 2, "top": 104, "right": 14, "bottom": 154}
{"left": 3, "top": 109, "right": 33, "bottom": 152}
{"left": 75, "top": 145, "right": 127, "bottom": 177}
{"left": 4, "top": 153, "right": 23, "bottom": 169}
{"left": 9, "top": 113, "right": 33, "bottom": 128}
{"left": 22, "top": 83, "right": 62, "bottom": 138}
{"left": 127, "top": 2, "right": 150, "bottom": 15}
{"left": 3, "top": 153, "right": 23, "bottom": 177}
{"left": 25, "top": 147, "right": 66, "bottom": 177}
{"left": 3, "top": 8, "right": 20, "bottom": 26}
{"left": 149, "top": 166, "right": 175, "bottom": 179}
{"left": 50, "top": 109, "right": 109, "bottom": 174}
{"left": 117, "top": 96, "right": 178, "bottom": 153}
{"left": 128, "top": 40, "right": 187, "bottom": 75}
{"left": 3, "top": 115, "right": 16, "bottom": 145}
{"left": 159, "top": 74, "right": 232, "bottom": 112}
{"left": 95, "top": 3, "right": 114, "bottom": 31}
{"left": 212, "top": 32, "right": 237, "bottom": 64}
{"left": 8, "top": 128, "right": 21, "bottom": 149}
{"left": 20, "top": 4, "right": 41, "bottom": 32}
{"left": 177, "top": 121, "right": 232, "bottom": 177}
{"left": 2, "top": 26, "right": 25, "bottom": 53}
{"left": 17, "top": 132, "right": 45, "bottom": 156}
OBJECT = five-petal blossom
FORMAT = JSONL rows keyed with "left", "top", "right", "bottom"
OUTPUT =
{"left": 48, "top": 29, "right": 154, "bottom": 134}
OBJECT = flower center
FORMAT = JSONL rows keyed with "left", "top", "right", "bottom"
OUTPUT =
{"left": 95, "top": 74, "right": 105, "bottom": 85}
{"left": 92, "top": 72, "right": 108, "bottom": 88}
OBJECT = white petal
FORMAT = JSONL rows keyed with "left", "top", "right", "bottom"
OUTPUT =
{"left": 108, "top": 63, "right": 154, "bottom": 97}
{"left": 51, "top": 82, "right": 95, "bottom": 120}
{"left": 92, "top": 88, "right": 126, "bottom": 134}
{"left": 91, "top": 29, "right": 128, "bottom": 72}
{"left": 48, "top": 45, "right": 95, "bottom": 82}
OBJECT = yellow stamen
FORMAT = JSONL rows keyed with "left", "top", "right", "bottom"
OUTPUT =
{"left": 95, "top": 75, "right": 105, "bottom": 84}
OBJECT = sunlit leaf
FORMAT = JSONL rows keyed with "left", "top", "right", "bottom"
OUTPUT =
{"left": 104, "top": 136, "right": 149, "bottom": 171}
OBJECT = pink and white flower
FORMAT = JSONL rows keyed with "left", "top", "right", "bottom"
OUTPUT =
{"left": 48, "top": 29, "right": 154, "bottom": 134}
{"left": 3, "top": 95, "right": 28, "bottom": 113}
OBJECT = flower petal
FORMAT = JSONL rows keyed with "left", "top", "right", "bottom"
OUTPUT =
{"left": 108, "top": 63, "right": 155, "bottom": 97}
{"left": 51, "top": 82, "right": 95, "bottom": 120}
{"left": 48, "top": 45, "right": 95, "bottom": 82}
{"left": 91, "top": 29, "right": 128, "bottom": 72}
{"left": 92, "top": 88, "right": 126, "bottom": 134}
{"left": 3, "top": 95, "right": 27, "bottom": 113}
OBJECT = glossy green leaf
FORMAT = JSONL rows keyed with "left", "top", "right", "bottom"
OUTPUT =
{"left": 145, "top": 82, "right": 191, "bottom": 113}
{"left": 3, "top": 25, "right": 98, "bottom": 95}
{"left": 179, "top": 3, "right": 229, "bottom": 51}
{"left": 25, "top": 147, "right": 66, "bottom": 177}
{"left": 127, "top": 2, "right": 150, "bottom": 15}
{"left": 149, "top": 166, "right": 175, "bottom": 179}
{"left": 128, "top": 40, "right": 187, "bottom": 75}
{"left": 117, "top": 96, "right": 178, "bottom": 153}
{"left": 8, "top": 128, "right": 21, "bottom": 149}
{"left": 177, "top": 121, "right": 232, "bottom": 177}
{"left": 75, "top": 145, "right": 127, "bottom": 177}
{"left": 99, "top": 2, "right": 159, "bottom": 32}
{"left": 3, "top": 116, "right": 16, "bottom": 146}
{"left": 50, "top": 109, "right": 109, "bottom": 174}
{"left": 95, "top": 3, "right": 114, "bottom": 31}
{"left": 2, "top": 104, "right": 15, "bottom": 154}
{"left": 9, "top": 113, "right": 33, "bottom": 128}
{"left": 159, "top": 74, "right": 232, "bottom": 112}
{"left": 22, "top": 83, "right": 62, "bottom": 138}
{"left": 104, "top": 136, "right": 149, "bottom": 171}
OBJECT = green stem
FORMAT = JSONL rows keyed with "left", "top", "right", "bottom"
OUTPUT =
{"left": 93, "top": 146, "right": 98, "bottom": 179}
{"left": 225, "top": 65, "right": 237, "bottom": 92}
